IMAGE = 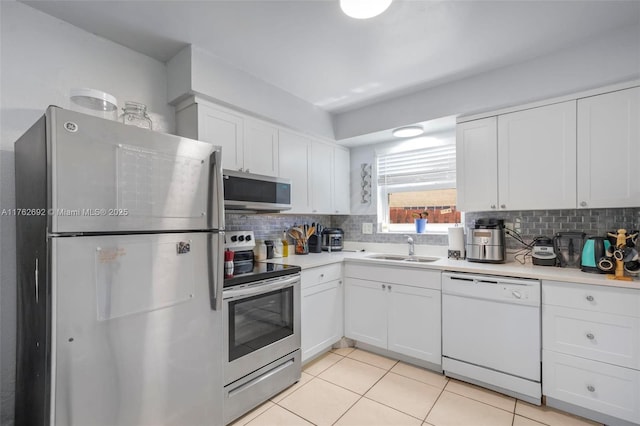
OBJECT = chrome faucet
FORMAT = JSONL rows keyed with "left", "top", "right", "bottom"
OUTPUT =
{"left": 405, "top": 235, "right": 415, "bottom": 256}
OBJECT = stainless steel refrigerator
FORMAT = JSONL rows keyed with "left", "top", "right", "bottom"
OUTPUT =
{"left": 14, "top": 106, "right": 225, "bottom": 425}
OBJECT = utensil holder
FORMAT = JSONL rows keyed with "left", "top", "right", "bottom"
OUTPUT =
{"left": 295, "top": 240, "right": 309, "bottom": 255}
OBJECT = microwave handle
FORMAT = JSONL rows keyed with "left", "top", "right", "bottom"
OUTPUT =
{"left": 209, "top": 148, "right": 225, "bottom": 230}
{"left": 208, "top": 231, "right": 225, "bottom": 311}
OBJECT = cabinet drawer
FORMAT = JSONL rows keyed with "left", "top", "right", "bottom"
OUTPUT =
{"left": 543, "top": 350, "right": 640, "bottom": 424}
{"left": 542, "top": 281, "right": 640, "bottom": 318}
{"left": 543, "top": 305, "right": 640, "bottom": 369}
{"left": 302, "top": 263, "right": 342, "bottom": 289}
{"left": 344, "top": 263, "right": 440, "bottom": 290}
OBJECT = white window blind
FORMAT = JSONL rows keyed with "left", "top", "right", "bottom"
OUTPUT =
{"left": 377, "top": 145, "right": 456, "bottom": 190}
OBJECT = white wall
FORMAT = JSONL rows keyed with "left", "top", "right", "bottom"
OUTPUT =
{"left": 0, "top": 3, "right": 175, "bottom": 424}
{"left": 167, "top": 45, "right": 336, "bottom": 140}
{"left": 333, "top": 24, "right": 640, "bottom": 140}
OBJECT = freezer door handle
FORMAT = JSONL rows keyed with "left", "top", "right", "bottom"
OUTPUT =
{"left": 34, "top": 257, "right": 39, "bottom": 304}
{"left": 208, "top": 231, "right": 225, "bottom": 310}
{"left": 208, "top": 148, "right": 225, "bottom": 230}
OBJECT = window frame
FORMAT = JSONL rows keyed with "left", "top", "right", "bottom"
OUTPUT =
{"left": 375, "top": 136, "right": 461, "bottom": 234}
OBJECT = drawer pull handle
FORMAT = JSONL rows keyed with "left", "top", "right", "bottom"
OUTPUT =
{"left": 587, "top": 385, "right": 595, "bottom": 393}
{"left": 320, "top": 274, "right": 325, "bottom": 278}
{"left": 382, "top": 284, "right": 386, "bottom": 290}
{"left": 388, "top": 285, "right": 392, "bottom": 291}
{"left": 586, "top": 295, "right": 594, "bottom": 302}
{"left": 586, "top": 333, "right": 595, "bottom": 340}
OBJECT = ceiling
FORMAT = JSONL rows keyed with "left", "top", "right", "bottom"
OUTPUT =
{"left": 21, "top": 0, "right": 640, "bottom": 118}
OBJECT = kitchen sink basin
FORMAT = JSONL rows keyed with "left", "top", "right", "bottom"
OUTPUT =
{"left": 365, "top": 254, "right": 439, "bottom": 263}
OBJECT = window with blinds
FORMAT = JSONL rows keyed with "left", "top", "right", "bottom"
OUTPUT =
{"left": 377, "top": 145, "right": 456, "bottom": 189}
{"left": 376, "top": 142, "right": 461, "bottom": 232}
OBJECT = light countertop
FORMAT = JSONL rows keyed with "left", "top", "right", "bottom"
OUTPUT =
{"left": 269, "top": 250, "right": 640, "bottom": 290}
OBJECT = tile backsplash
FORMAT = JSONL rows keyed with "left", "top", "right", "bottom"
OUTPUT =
{"left": 225, "top": 213, "right": 332, "bottom": 241}
{"left": 227, "top": 208, "right": 639, "bottom": 249}
{"left": 465, "top": 208, "right": 640, "bottom": 248}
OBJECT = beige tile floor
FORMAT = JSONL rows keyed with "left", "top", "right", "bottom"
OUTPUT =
{"left": 230, "top": 349, "right": 602, "bottom": 426}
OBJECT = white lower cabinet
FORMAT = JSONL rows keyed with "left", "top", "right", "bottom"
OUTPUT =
{"left": 344, "top": 264, "right": 441, "bottom": 365}
{"left": 301, "top": 264, "right": 343, "bottom": 363}
{"left": 543, "top": 350, "right": 640, "bottom": 424}
{"left": 542, "top": 280, "right": 640, "bottom": 424}
{"left": 345, "top": 278, "right": 393, "bottom": 349}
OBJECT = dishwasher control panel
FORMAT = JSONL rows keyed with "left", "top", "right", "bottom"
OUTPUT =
{"left": 442, "top": 272, "right": 541, "bottom": 306}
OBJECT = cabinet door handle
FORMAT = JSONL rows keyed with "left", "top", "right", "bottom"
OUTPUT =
{"left": 580, "top": 201, "right": 587, "bottom": 207}
{"left": 382, "top": 284, "right": 386, "bottom": 290}
{"left": 238, "top": 168, "right": 243, "bottom": 172}
{"left": 586, "top": 333, "right": 595, "bottom": 340}
{"left": 490, "top": 205, "right": 496, "bottom": 209}
{"left": 587, "top": 385, "right": 595, "bottom": 392}
{"left": 500, "top": 204, "right": 506, "bottom": 209}
{"left": 586, "top": 295, "right": 594, "bottom": 302}
{"left": 388, "top": 285, "right": 392, "bottom": 291}
{"left": 320, "top": 274, "right": 324, "bottom": 278}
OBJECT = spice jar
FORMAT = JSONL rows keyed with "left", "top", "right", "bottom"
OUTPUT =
{"left": 120, "top": 101, "right": 153, "bottom": 130}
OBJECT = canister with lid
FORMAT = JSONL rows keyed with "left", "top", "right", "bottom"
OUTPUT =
{"left": 253, "top": 240, "right": 267, "bottom": 261}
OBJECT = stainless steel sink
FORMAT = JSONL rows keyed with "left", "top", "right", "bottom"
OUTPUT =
{"left": 403, "top": 256, "right": 439, "bottom": 263}
{"left": 365, "top": 254, "right": 439, "bottom": 263}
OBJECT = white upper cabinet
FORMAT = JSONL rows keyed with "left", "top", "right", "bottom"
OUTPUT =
{"left": 244, "top": 118, "right": 279, "bottom": 176}
{"left": 456, "top": 117, "right": 498, "bottom": 212}
{"left": 457, "top": 82, "right": 640, "bottom": 212}
{"left": 310, "top": 141, "right": 333, "bottom": 214}
{"left": 577, "top": 87, "right": 640, "bottom": 208}
{"left": 498, "top": 101, "right": 577, "bottom": 210}
{"left": 332, "top": 147, "right": 350, "bottom": 214}
{"left": 278, "top": 129, "right": 311, "bottom": 213}
{"left": 175, "top": 99, "right": 279, "bottom": 175}
{"left": 177, "top": 102, "right": 244, "bottom": 171}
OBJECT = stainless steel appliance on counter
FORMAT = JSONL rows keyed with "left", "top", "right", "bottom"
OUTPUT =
{"left": 442, "top": 272, "right": 542, "bottom": 404}
{"left": 223, "top": 169, "right": 292, "bottom": 212}
{"left": 14, "top": 106, "right": 225, "bottom": 425}
{"left": 321, "top": 227, "right": 344, "bottom": 251}
{"left": 223, "top": 231, "right": 302, "bottom": 424}
{"left": 466, "top": 218, "right": 506, "bottom": 263}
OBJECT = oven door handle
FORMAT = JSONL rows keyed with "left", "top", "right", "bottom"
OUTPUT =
{"left": 223, "top": 275, "right": 300, "bottom": 300}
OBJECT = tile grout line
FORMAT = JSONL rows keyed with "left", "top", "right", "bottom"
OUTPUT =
{"left": 329, "top": 359, "right": 400, "bottom": 425}
{"left": 422, "top": 377, "right": 449, "bottom": 424}
{"left": 269, "top": 401, "right": 319, "bottom": 426}
{"left": 443, "top": 385, "right": 517, "bottom": 415}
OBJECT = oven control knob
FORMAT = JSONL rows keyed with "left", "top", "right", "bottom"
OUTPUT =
{"left": 245, "top": 235, "right": 252, "bottom": 242}
{"left": 230, "top": 235, "right": 238, "bottom": 242}
{"left": 238, "top": 235, "right": 245, "bottom": 242}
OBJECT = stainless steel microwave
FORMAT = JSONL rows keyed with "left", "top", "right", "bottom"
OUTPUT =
{"left": 223, "top": 170, "right": 292, "bottom": 212}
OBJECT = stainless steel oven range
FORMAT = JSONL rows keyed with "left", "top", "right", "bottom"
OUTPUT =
{"left": 222, "top": 231, "right": 302, "bottom": 424}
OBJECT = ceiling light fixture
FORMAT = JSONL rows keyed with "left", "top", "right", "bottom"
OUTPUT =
{"left": 392, "top": 125, "right": 424, "bottom": 138}
{"left": 340, "top": 0, "right": 393, "bottom": 19}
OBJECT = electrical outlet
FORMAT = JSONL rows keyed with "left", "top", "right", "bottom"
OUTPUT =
{"left": 362, "top": 223, "right": 373, "bottom": 234}
{"left": 514, "top": 217, "right": 522, "bottom": 233}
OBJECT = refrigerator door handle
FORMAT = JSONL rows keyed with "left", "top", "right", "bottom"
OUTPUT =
{"left": 209, "top": 148, "right": 225, "bottom": 230}
{"left": 208, "top": 231, "right": 225, "bottom": 310}
{"left": 34, "top": 257, "right": 39, "bottom": 304}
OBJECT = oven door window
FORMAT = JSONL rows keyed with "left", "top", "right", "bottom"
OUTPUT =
{"left": 228, "top": 287, "right": 293, "bottom": 361}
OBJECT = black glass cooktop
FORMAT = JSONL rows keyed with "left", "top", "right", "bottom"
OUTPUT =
{"left": 223, "top": 262, "right": 301, "bottom": 288}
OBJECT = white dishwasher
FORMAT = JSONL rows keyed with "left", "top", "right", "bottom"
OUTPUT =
{"left": 442, "top": 272, "right": 541, "bottom": 404}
